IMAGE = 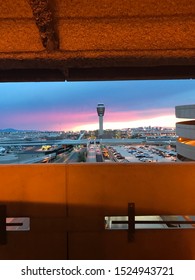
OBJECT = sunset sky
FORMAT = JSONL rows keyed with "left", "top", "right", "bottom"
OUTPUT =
{"left": 0, "top": 79, "right": 195, "bottom": 131}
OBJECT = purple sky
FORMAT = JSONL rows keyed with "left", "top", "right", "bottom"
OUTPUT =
{"left": 0, "top": 79, "right": 195, "bottom": 131}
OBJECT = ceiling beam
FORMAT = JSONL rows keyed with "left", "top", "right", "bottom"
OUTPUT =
{"left": 68, "top": 65, "right": 195, "bottom": 81}
{"left": 28, "top": 0, "right": 59, "bottom": 51}
{"left": 0, "top": 69, "right": 65, "bottom": 82}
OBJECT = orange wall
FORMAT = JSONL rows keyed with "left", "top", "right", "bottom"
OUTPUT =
{"left": 0, "top": 163, "right": 195, "bottom": 259}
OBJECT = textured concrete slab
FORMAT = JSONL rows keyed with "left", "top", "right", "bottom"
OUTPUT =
{"left": 0, "top": 0, "right": 33, "bottom": 18}
{"left": 0, "top": 20, "right": 44, "bottom": 52}
{"left": 59, "top": 17, "right": 195, "bottom": 51}
{"left": 0, "top": 0, "right": 194, "bottom": 80}
{"left": 55, "top": 0, "right": 195, "bottom": 18}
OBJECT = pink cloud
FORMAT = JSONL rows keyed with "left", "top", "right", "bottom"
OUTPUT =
{"left": 105, "top": 108, "right": 173, "bottom": 122}
{"left": 4, "top": 111, "right": 97, "bottom": 130}
{"left": 4, "top": 107, "right": 174, "bottom": 131}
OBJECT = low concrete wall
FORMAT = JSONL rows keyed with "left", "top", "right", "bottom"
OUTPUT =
{"left": 1, "top": 163, "right": 195, "bottom": 259}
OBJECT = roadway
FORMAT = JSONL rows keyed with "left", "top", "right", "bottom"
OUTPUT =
{"left": 86, "top": 146, "right": 97, "bottom": 162}
{"left": 54, "top": 147, "right": 87, "bottom": 163}
{"left": 86, "top": 144, "right": 104, "bottom": 162}
{"left": 0, "top": 137, "right": 176, "bottom": 147}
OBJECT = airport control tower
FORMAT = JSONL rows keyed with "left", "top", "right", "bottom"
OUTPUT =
{"left": 97, "top": 103, "right": 105, "bottom": 137}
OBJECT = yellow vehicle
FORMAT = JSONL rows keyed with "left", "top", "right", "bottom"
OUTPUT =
{"left": 41, "top": 145, "right": 51, "bottom": 151}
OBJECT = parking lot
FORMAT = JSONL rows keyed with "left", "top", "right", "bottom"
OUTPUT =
{"left": 108, "top": 145, "right": 177, "bottom": 163}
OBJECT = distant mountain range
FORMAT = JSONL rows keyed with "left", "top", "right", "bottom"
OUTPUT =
{"left": 0, "top": 128, "right": 36, "bottom": 132}
{"left": 0, "top": 128, "right": 18, "bottom": 132}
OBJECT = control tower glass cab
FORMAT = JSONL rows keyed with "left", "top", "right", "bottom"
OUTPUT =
{"left": 97, "top": 103, "right": 105, "bottom": 137}
{"left": 97, "top": 103, "right": 105, "bottom": 117}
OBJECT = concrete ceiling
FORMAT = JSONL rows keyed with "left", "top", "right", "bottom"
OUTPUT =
{"left": 0, "top": 0, "right": 195, "bottom": 81}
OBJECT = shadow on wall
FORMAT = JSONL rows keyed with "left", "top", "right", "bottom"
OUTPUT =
{"left": 0, "top": 201, "right": 195, "bottom": 260}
